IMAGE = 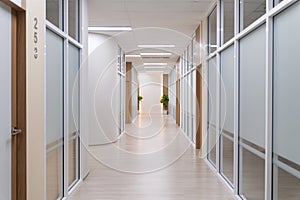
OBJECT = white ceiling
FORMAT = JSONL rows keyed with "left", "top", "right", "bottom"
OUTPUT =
{"left": 87, "top": 0, "right": 215, "bottom": 73}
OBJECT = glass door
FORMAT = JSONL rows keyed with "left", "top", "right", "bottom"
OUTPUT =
{"left": 0, "top": 2, "right": 12, "bottom": 199}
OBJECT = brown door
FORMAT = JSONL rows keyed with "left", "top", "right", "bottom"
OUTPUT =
{"left": 11, "top": 9, "right": 26, "bottom": 200}
{"left": 195, "top": 64, "right": 203, "bottom": 149}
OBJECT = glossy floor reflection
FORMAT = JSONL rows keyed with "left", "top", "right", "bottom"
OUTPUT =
{"left": 70, "top": 114, "right": 236, "bottom": 200}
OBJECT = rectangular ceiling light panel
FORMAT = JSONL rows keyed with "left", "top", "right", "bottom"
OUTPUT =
{"left": 140, "top": 52, "right": 172, "bottom": 56}
{"left": 138, "top": 44, "right": 175, "bottom": 48}
{"left": 88, "top": 26, "right": 132, "bottom": 31}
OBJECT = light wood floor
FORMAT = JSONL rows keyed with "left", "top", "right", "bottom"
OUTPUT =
{"left": 69, "top": 114, "right": 236, "bottom": 200}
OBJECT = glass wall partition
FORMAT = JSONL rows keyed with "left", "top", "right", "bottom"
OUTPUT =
{"left": 220, "top": 45, "right": 234, "bottom": 185}
{"left": 222, "top": 0, "right": 234, "bottom": 44}
{"left": 184, "top": 51, "right": 188, "bottom": 133}
{"left": 205, "top": 0, "right": 300, "bottom": 199}
{"left": 239, "top": 0, "right": 266, "bottom": 31}
{"left": 46, "top": 0, "right": 63, "bottom": 29}
{"left": 179, "top": 39, "right": 197, "bottom": 143}
{"left": 117, "top": 48, "right": 126, "bottom": 134}
{"left": 46, "top": 29, "right": 64, "bottom": 200}
{"left": 68, "top": 0, "right": 79, "bottom": 40}
{"left": 180, "top": 57, "right": 184, "bottom": 131}
{"left": 273, "top": 1, "right": 300, "bottom": 199}
{"left": 207, "top": 57, "right": 217, "bottom": 166}
{"left": 239, "top": 24, "right": 266, "bottom": 200}
{"left": 68, "top": 43, "right": 80, "bottom": 188}
{"left": 46, "top": 0, "right": 82, "bottom": 199}
{"left": 187, "top": 45, "right": 191, "bottom": 138}
{"left": 208, "top": 6, "right": 217, "bottom": 54}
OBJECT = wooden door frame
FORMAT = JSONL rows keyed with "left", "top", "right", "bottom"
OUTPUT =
{"left": 195, "top": 64, "right": 203, "bottom": 149}
{"left": 126, "top": 62, "right": 133, "bottom": 123}
{"left": 6, "top": 1, "right": 27, "bottom": 199}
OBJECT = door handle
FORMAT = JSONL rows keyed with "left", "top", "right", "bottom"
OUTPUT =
{"left": 12, "top": 127, "right": 22, "bottom": 136}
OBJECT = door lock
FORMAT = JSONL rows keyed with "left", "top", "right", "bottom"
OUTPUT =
{"left": 12, "top": 127, "right": 22, "bottom": 136}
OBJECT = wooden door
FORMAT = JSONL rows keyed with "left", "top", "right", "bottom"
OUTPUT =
{"left": 195, "top": 64, "right": 203, "bottom": 149}
{"left": 11, "top": 8, "right": 26, "bottom": 200}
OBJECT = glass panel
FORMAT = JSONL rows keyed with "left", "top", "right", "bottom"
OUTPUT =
{"left": 189, "top": 43, "right": 193, "bottom": 70}
{"left": 239, "top": 24, "right": 266, "bottom": 200}
{"left": 208, "top": 57, "right": 217, "bottom": 166}
{"left": 274, "top": 0, "right": 284, "bottom": 6}
{"left": 118, "top": 50, "right": 122, "bottom": 134}
{"left": 122, "top": 52, "right": 126, "bottom": 74}
{"left": 46, "top": 29, "right": 64, "bottom": 200}
{"left": 46, "top": 0, "right": 63, "bottom": 29}
{"left": 68, "top": 0, "right": 79, "bottom": 40}
{"left": 187, "top": 45, "right": 190, "bottom": 71}
{"left": 223, "top": 0, "right": 234, "bottom": 43}
{"left": 220, "top": 45, "right": 234, "bottom": 184}
{"left": 273, "top": 2, "right": 300, "bottom": 199}
{"left": 184, "top": 76, "right": 186, "bottom": 133}
{"left": 208, "top": 7, "right": 217, "bottom": 53}
{"left": 191, "top": 70, "right": 196, "bottom": 143}
{"left": 240, "top": 0, "right": 266, "bottom": 31}
{"left": 68, "top": 43, "right": 80, "bottom": 187}
{"left": 189, "top": 73, "right": 192, "bottom": 139}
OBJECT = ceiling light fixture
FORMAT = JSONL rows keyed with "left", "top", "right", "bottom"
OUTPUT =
{"left": 125, "top": 54, "right": 141, "bottom": 58}
{"left": 144, "top": 66, "right": 165, "bottom": 69}
{"left": 138, "top": 44, "right": 175, "bottom": 48}
{"left": 144, "top": 63, "right": 168, "bottom": 66}
{"left": 88, "top": 26, "right": 132, "bottom": 32}
{"left": 140, "top": 52, "right": 172, "bottom": 56}
{"left": 145, "top": 70, "right": 165, "bottom": 73}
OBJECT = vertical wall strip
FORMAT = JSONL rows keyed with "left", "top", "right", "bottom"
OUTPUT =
{"left": 63, "top": 0, "right": 69, "bottom": 196}
{"left": 265, "top": 0, "right": 273, "bottom": 200}
{"left": 215, "top": 0, "right": 222, "bottom": 173}
{"left": 233, "top": 0, "right": 240, "bottom": 196}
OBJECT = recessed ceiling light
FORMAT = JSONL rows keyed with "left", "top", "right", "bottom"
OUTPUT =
{"left": 145, "top": 70, "right": 165, "bottom": 73}
{"left": 138, "top": 44, "right": 175, "bottom": 48}
{"left": 144, "top": 63, "right": 168, "bottom": 66}
{"left": 140, "top": 52, "right": 172, "bottom": 56}
{"left": 144, "top": 66, "right": 165, "bottom": 68}
{"left": 88, "top": 26, "right": 132, "bottom": 32}
{"left": 125, "top": 54, "right": 141, "bottom": 58}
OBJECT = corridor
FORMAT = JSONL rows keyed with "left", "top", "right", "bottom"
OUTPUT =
{"left": 69, "top": 115, "right": 235, "bottom": 200}
{"left": 1, "top": 0, "right": 300, "bottom": 199}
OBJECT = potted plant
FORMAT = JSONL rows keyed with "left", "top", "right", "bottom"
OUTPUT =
{"left": 138, "top": 95, "right": 143, "bottom": 102}
{"left": 160, "top": 94, "right": 169, "bottom": 114}
{"left": 138, "top": 95, "right": 143, "bottom": 112}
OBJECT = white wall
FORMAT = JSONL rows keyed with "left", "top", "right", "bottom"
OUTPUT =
{"left": 168, "top": 68, "right": 177, "bottom": 120}
{"left": 132, "top": 67, "right": 138, "bottom": 120}
{"left": 88, "top": 33, "right": 121, "bottom": 145}
{"left": 80, "top": 0, "right": 89, "bottom": 178}
{"left": 26, "top": 0, "right": 46, "bottom": 198}
{"left": 139, "top": 73, "right": 163, "bottom": 114}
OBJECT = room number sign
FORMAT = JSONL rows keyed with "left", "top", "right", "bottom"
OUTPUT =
{"left": 33, "top": 17, "right": 38, "bottom": 59}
